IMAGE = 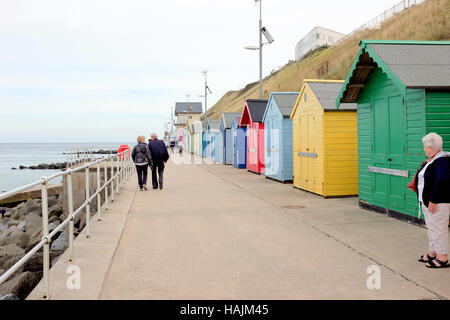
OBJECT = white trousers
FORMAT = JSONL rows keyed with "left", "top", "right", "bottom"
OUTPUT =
{"left": 422, "top": 203, "right": 450, "bottom": 255}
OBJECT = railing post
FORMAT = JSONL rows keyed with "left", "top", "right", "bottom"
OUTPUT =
{"left": 117, "top": 154, "right": 121, "bottom": 191}
{"left": 121, "top": 154, "right": 124, "bottom": 188}
{"left": 104, "top": 159, "right": 109, "bottom": 210}
{"left": 67, "top": 170, "right": 74, "bottom": 262}
{"left": 41, "top": 177, "right": 50, "bottom": 299}
{"left": 110, "top": 156, "right": 115, "bottom": 202}
{"left": 85, "top": 166, "right": 90, "bottom": 238}
{"left": 97, "top": 163, "right": 101, "bottom": 221}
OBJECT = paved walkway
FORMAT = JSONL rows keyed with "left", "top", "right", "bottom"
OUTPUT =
{"left": 98, "top": 156, "right": 449, "bottom": 300}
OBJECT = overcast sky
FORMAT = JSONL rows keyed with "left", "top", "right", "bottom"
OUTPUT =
{"left": 0, "top": 0, "right": 399, "bottom": 142}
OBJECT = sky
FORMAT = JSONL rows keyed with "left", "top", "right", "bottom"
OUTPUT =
{"left": 0, "top": 0, "right": 400, "bottom": 143}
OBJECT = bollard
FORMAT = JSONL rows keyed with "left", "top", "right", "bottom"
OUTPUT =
{"left": 97, "top": 163, "right": 101, "bottom": 221}
{"left": 67, "top": 171, "right": 74, "bottom": 262}
{"left": 85, "top": 166, "right": 90, "bottom": 238}
{"left": 104, "top": 159, "right": 109, "bottom": 210}
{"left": 41, "top": 178, "right": 50, "bottom": 299}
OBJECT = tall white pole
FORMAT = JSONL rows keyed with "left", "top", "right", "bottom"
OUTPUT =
{"left": 259, "top": 0, "right": 263, "bottom": 100}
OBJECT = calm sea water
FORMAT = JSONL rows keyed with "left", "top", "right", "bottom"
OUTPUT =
{"left": 0, "top": 143, "right": 133, "bottom": 192}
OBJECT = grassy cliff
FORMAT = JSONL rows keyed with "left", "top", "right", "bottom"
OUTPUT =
{"left": 204, "top": 0, "right": 450, "bottom": 119}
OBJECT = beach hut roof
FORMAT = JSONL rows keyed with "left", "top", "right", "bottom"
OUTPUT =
{"left": 308, "top": 82, "right": 357, "bottom": 110}
{"left": 291, "top": 80, "right": 356, "bottom": 118}
{"left": 337, "top": 40, "right": 450, "bottom": 106}
{"left": 240, "top": 99, "right": 268, "bottom": 125}
{"left": 175, "top": 102, "right": 203, "bottom": 115}
{"left": 263, "top": 93, "right": 299, "bottom": 120}
{"left": 207, "top": 119, "right": 221, "bottom": 130}
{"left": 222, "top": 112, "right": 242, "bottom": 129}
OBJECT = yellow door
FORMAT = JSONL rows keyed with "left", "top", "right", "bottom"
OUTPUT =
{"left": 299, "top": 114, "right": 308, "bottom": 189}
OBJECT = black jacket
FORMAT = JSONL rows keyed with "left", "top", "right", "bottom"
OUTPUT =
{"left": 414, "top": 155, "right": 450, "bottom": 207}
{"left": 148, "top": 139, "right": 169, "bottom": 163}
{"left": 132, "top": 143, "right": 153, "bottom": 165}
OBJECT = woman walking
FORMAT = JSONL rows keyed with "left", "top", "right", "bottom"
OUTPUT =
{"left": 132, "top": 135, "right": 153, "bottom": 191}
{"left": 408, "top": 132, "right": 450, "bottom": 269}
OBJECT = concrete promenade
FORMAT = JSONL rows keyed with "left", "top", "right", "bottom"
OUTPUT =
{"left": 30, "top": 155, "right": 449, "bottom": 299}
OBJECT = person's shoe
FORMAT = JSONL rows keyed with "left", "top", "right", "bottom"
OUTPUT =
{"left": 143, "top": 184, "right": 148, "bottom": 191}
{"left": 152, "top": 186, "right": 158, "bottom": 189}
{"left": 139, "top": 188, "right": 143, "bottom": 191}
{"left": 159, "top": 182, "right": 163, "bottom": 190}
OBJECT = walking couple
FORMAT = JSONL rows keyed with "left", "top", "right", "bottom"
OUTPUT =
{"left": 131, "top": 133, "right": 169, "bottom": 191}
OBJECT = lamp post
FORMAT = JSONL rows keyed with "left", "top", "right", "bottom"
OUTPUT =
{"left": 201, "top": 70, "right": 212, "bottom": 113}
{"left": 245, "top": 0, "right": 274, "bottom": 100}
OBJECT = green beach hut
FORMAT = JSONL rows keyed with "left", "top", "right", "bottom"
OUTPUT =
{"left": 337, "top": 40, "right": 450, "bottom": 223}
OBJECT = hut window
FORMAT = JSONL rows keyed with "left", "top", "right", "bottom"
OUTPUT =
{"left": 316, "top": 33, "right": 320, "bottom": 39}
{"left": 304, "top": 93, "right": 307, "bottom": 102}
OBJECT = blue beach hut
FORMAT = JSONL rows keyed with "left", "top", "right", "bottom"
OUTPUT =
{"left": 206, "top": 119, "right": 223, "bottom": 163}
{"left": 231, "top": 116, "right": 247, "bottom": 169}
{"left": 221, "top": 112, "right": 242, "bottom": 165}
{"left": 262, "top": 92, "right": 299, "bottom": 182}
{"left": 202, "top": 119, "right": 208, "bottom": 158}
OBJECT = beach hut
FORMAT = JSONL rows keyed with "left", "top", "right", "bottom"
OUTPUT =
{"left": 291, "top": 80, "right": 358, "bottom": 197}
{"left": 337, "top": 40, "right": 450, "bottom": 220}
{"left": 239, "top": 99, "right": 268, "bottom": 174}
{"left": 262, "top": 92, "right": 299, "bottom": 182}
{"left": 190, "top": 125, "right": 195, "bottom": 154}
{"left": 206, "top": 119, "right": 223, "bottom": 163}
{"left": 221, "top": 112, "right": 242, "bottom": 165}
{"left": 232, "top": 117, "right": 247, "bottom": 169}
{"left": 194, "top": 121, "right": 203, "bottom": 156}
{"left": 202, "top": 119, "right": 208, "bottom": 158}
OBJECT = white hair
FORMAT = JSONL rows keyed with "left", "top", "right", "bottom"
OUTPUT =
{"left": 422, "top": 132, "right": 443, "bottom": 151}
{"left": 150, "top": 132, "right": 157, "bottom": 139}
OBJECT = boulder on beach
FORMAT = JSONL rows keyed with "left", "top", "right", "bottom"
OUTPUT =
{"left": 0, "top": 293, "right": 20, "bottom": 300}
{"left": 24, "top": 212, "right": 42, "bottom": 237}
{"left": 50, "top": 231, "right": 69, "bottom": 254}
{"left": 0, "top": 271, "right": 40, "bottom": 300}
{"left": 0, "top": 244, "right": 25, "bottom": 270}
{"left": 0, "top": 229, "right": 30, "bottom": 249}
{"left": 48, "top": 204, "right": 63, "bottom": 218}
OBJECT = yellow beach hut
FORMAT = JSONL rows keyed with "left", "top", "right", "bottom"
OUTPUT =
{"left": 290, "top": 80, "right": 358, "bottom": 197}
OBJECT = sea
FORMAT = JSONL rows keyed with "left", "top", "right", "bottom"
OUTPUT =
{"left": 0, "top": 142, "right": 134, "bottom": 193}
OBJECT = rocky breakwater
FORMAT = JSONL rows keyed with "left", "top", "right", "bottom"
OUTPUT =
{"left": 12, "top": 162, "right": 68, "bottom": 170}
{"left": 62, "top": 149, "right": 117, "bottom": 155}
{"left": 0, "top": 195, "right": 76, "bottom": 300}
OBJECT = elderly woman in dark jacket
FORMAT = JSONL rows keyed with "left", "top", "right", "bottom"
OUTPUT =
{"left": 132, "top": 136, "right": 153, "bottom": 191}
{"left": 408, "top": 132, "right": 450, "bottom": 269}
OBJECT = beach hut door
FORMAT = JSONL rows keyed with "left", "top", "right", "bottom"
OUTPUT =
{"left": 372, "top": 96, "right": 406, "bottom": 210}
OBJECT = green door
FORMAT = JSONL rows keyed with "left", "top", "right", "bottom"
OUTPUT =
{"left": 372, "top": 95, "right": 406, "bottom": 211}
{"left": 373, "top": 98, "right": 389, "bottom": 207}
{"left": 387, "top": 95, "right": 406, "bottom": 211}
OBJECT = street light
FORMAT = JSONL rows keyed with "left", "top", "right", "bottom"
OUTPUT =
{"left": 201, "top": 70, "right": 212, "bottom": 114}
{"left": 244, "top": 0, "right": 274, "bottom": 99}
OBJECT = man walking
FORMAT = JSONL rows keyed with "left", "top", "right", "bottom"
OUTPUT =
{"left": 148, "top": 133, "right": 170, "bottom": 190}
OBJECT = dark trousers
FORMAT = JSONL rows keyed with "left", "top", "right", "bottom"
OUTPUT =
{"left": 135, "top": 165, "right": 148, "bottom": 189}
{"left": 151, "top": 161, "right": 165, "bottom": 188}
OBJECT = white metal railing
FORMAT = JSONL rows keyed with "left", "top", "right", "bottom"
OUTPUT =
{"left": 65, "top": 146, "right": 118, "bottom": 168}
{"left": 0, "top": 148, "right": 134, "bottom": 299}
{"left": 335, "top": 0, "right": 426, "bottom": 44}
